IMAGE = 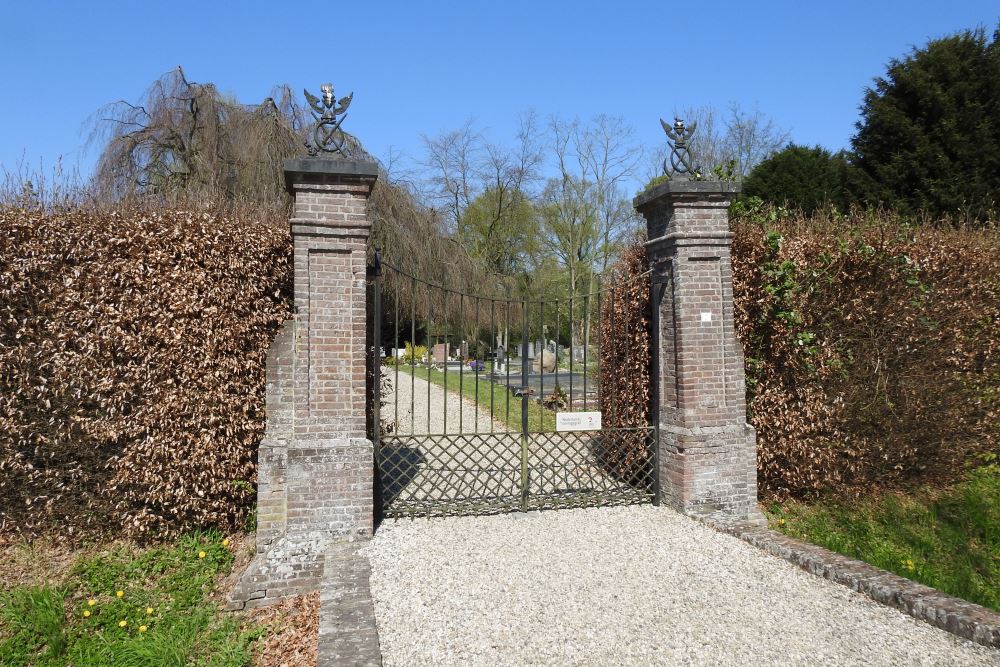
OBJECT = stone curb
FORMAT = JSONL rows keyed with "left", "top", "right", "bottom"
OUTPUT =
{"left": 318, "top": 541, "right": 383, "bottom": 667}
{"left": 709, "top": 520, "right": 1000, "bottom": 649}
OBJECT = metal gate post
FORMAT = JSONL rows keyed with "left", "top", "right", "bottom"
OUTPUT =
{"left": 371, "top": 250, "right": 383, "bottom": 522}
{"left": 520, "top": 300, "right": 530, "bottom": 511}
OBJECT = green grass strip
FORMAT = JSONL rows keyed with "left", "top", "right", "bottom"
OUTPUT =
{"left": 0, "top": 532, "right": 260, "bottom": 667}
{"left": 766, "top": 463, "right": 1000, "bottom": 612}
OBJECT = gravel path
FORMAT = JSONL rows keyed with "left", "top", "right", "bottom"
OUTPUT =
{"left": 366, "top": 505, "right": 1000, "bottom": 666}
{"left": 386, "top": 369, "right": 507, "bottom": 435}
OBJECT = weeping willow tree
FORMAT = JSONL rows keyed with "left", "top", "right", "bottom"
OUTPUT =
{"left": 88, "top": 67, "right": 317, "bottom": 213}
{"left": 88, "top": 67, "right": 506, "bottom": 335}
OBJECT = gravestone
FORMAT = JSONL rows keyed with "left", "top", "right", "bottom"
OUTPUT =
{"left": 431, "top": 343, "right": 448, "bottom": 363}
{"left": 532, "top": 349, "right": 557, "bottom": 373}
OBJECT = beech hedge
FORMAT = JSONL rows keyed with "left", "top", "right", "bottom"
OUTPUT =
{"left": 600, "top": 208, "right": 999, "bottom": 499}
{"left": 3, "top": 202, "right": 997, "bottom": 540}
{"left": 0, "top": 206, "right": 291, "bottom": 539}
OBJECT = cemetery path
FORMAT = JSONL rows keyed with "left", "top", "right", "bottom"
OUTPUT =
{"left": 385, "top": 369, "right": 508, "bottom": 435}
{"left": 365, "top": 506, "right": 1000, "bottom": 666}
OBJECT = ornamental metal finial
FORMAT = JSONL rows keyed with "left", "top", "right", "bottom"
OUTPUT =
{"left": 304, "top": 83, "right": 354, "bottom": 156}
{"left": 660, "top": 117, "right": 700, "bottom": 177}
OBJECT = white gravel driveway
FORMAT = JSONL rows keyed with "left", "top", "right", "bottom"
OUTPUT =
{"left": 366, "top": 505, "right": 999, "bottom": 666}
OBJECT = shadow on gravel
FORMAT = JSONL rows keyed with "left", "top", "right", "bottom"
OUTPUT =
{"left": 377, "top": 444, "right": 425, "bottom": 513}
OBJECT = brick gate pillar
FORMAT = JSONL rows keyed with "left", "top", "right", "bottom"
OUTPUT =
{"left": 229, "top": 157, "right": 379, "bottom": 609}
{"left": 634, "top": 179, "right": 761, "bottom": 524}
{"left": 283, "top": 157, "right": 379, "bottom": 536}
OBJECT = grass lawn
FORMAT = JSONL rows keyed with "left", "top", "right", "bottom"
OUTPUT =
{"left": 765, "top": 462, "right": 1000, "bottom": 612}
{"left": 388, "top": 362, "right": 561, "bottom": 432}
{"left": 0, "top": 533, "right": 260, "bottom": 666}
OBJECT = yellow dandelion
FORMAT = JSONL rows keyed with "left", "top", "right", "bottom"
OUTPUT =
{"left": 198, "top": 550, "right": 206, "bottom": 559}
{"left": 118, "top": 620, "right": 128, "bottom": 628}
{"left": 146, "top": 607, "right": 154, "bottom": 615}
{"left": 139, "top": 625, "right": 148, "bottom": 633}
{"left": 83, "top": 610, "right": 92, "bottom": 618}
{"left": 222, "top": 538, "right": 230, "bottom": 547}
{"left": 87, "top": 598, "right": 97, "bottom": 606}
{"left": 777, "top": 518, "right": 786, "bottom": 526}
{"left": 116, "top": 590, "right": 124, "bottom": 599}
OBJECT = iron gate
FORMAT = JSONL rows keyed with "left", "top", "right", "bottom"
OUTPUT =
{"left": 368, "top": 256, "right": 657, "bottom": 520}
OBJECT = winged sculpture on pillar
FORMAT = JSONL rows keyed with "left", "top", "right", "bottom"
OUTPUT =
{"left": 660, "top": 117, "right": 700, "bottom": 177}
{"left": 304, "top": 83, "right": 354, "bottom": 157}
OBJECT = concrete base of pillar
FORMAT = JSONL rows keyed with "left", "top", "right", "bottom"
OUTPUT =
{"left": 658, "top": 424, "right": 761, "bottom": 525}
{"left": 227, "top": 437, "right": 374, "bottom": 610}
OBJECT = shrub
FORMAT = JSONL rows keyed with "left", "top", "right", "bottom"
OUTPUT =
{"left": 399, "top": 343, "right": 427, "bottom": 366}
{"left": 734, "top": 208, "right": 999, "bottom": 497}
{"left": 851, "top": 25, "right": 1000, "bottom": 221}
{"left": 742, "top": 144, "right": 855, "bottom": 214}
{"left": 600, "top": 208, "right": 999, "bottom": 498}
{"left": 597, "top": 241, "right": 652, "bottom": 481}
{"left": 0, "top": 205, "right": 291, "bottom": 539}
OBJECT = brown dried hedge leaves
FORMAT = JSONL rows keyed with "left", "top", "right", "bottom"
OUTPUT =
{"left": 598, "top": 242, "right": 652, "bottom": 482}
{"left": 735, "top": 213, "right": 999, "bottom": 497}
{"left": 1, "top": 206, "right": 291, "bottom": 539}
{"left": 3, "top": 201, "right": 996, "bottom": 539}
{"left": 602, "top": 210, "right": 999, "bottom": 499}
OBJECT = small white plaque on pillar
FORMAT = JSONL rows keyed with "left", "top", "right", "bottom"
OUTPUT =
{"left": 700, "top": 311, "right": 713, "bottom": 322}
{"left": 556, "top": 411, "right": 602, "bottom": 431}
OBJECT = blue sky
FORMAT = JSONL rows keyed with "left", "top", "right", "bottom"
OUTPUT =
{"left": 1, "top": 0, "right": 997, "bottom": 188}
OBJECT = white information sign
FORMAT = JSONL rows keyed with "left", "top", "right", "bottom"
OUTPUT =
{"left": 556, "top": 411, "right": 602, "bottom": 431}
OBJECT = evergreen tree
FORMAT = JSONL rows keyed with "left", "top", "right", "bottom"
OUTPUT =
{"left": 743, "top": 144, "right": 855, "bottom": 213}
{"left": 851, "top": 26, "right": 1000, "bottom": 221}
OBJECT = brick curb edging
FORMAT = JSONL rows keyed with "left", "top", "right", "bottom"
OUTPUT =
{"left": 708, "top": 520, "right": 1000, "bottom": 649}
{"left": 318, "top": 541, "right": 383, "bottom": 666}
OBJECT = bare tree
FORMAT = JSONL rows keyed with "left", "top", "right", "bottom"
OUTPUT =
{"left": 578, "top": 114, "right": 643, "bottom": 273}
{"left": 420, "top": 119, "right": 478, "bottom": 233}
{"left": 88, "top": 67, "right": 313, "bottom": 213}
{"left": 723, "top": 103, "right": 790, "bottom": 178}
{"left": 541, "top": 117, "right": 595, "bottom": 296}
{"left": 419, "top": 113, "right": 543, "bottom": 277}
{"left": 645, "top": 103, "right": 788, "bottom": 181}
{"left": 539, "top": 115, "right": 642, "bottom": 353}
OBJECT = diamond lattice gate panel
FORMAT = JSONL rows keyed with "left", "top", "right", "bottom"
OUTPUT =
{"left": 525, "top": 428, "right": 655, "bottom": 511}
{"left": 379, "top": 432, "right": 523, "bottom": 516}
{"left": 368, "top": 258, "right": 656, "bottom": 520}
